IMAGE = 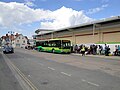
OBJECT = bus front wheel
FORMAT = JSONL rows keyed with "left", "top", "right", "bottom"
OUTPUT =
{"left": 52, "top": 49, "right": 55, "bottom": 53}
{"left": 39, "top": 48, "right": 42, "bottom": 52}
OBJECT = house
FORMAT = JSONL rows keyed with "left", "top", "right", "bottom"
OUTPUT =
{"left": 1, "top": 33, "right": 28, "bottom": 48}
{"left": 12, "top": 34, "right": 28, "bottom": 48}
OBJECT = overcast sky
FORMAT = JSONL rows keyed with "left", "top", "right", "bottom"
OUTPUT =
{"left": 0, "top": 0, "right": 120, "bottom": 38}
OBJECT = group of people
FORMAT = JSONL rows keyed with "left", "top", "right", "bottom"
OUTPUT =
{"left": 74, "top": 44, "right": 111, "bottom": 56}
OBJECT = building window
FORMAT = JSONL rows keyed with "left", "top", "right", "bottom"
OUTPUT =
{"left": 13, "top": 42, "right": 14, "bottom": 44}
{"left": 17, "top": 40, "right": 19, "bottom": 42}
{"left": 23, "top": 40, "right": 25, "bottom": 43}
{"left": 19, "top": 37, "right": 20, "bottom": 39}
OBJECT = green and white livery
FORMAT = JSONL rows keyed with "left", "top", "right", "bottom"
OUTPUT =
{"left": 36, "top": 39, "right": 72, "bottom": 53}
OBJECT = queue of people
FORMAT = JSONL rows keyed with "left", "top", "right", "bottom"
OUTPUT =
{"left": 74, "top": 44, "right": 120, "bottom": 56}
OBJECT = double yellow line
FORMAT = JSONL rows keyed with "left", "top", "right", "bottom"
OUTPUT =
{"left": 10, "top": 61, "right": 38, "bottom": 90}
{"left": 2, "top": 53, "right": 38, "bottom": 90}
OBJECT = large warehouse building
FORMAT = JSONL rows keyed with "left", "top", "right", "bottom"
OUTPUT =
{"left": 35, "top": 16, "right": 120, "bottom": 45}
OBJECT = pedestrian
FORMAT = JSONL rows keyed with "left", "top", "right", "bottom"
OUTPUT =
{"left": 74, "top": 45, "right": 78, "bottom": 53}
{"left": 118, "top": 45, "right": 120, "bottom": 55}
{"left": 105, "top": 44, "right": 110, "bottom": 56}
{"left": 115, "top": 45, "right": 118, "bottom": 56}
{"left": 98, "top": 45, "right": 103, "bottom": 55}
{"left": 81, "top": 45, "right": 85, "bottom": 56}
{"left": 92, "top": 44, "right": 96, "bottom": 55}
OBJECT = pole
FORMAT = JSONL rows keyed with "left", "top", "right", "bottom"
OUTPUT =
{"left": 51, "top": 32, "right": 53, "bottom": 39}
{"left": 93, "top": 24, "right": 95, "bottom": 36}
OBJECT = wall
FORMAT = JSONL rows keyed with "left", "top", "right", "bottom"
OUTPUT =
{"left": 36, "top": 20, "right": 120, "bottom": 45}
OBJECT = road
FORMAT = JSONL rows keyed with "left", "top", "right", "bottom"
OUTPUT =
{"left": 1, "top": 48, "right": 120, "bottom": 90}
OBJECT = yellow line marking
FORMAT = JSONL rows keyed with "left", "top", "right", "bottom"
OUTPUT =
{"left": 3, "top": 54, "right": 38, "bottom": 90}
{"left": 10, "top": 61, "right": 38, "bottom": 90}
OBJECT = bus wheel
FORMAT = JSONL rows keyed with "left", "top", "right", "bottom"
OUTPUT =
{"left": 52, "top": 49, "right": 55, "bottom": 53}
{"left": 39, "top": 48, "right": 42, "bottom": 52}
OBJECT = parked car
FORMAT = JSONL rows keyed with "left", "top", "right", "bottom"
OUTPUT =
{"left": 2, "top": 45, "right": 14, "bottom": 54}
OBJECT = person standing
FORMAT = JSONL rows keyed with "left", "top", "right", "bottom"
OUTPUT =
{"left": 98, "top": 45, "right": 103, "bottom": 55}
{"left": 115, "top": 45, "right": 118, "bottom": 56}
{"left": 74, "top": 45, "right": 78, "bottom": 53}
{"left": 104, "top": 44, "right": 108, "bottom": 56}
{"left": 81, "top": 45, "right": 85, "bottom": 56}
{"left": 105, "top": 44, "right": 110, "bottom": 56}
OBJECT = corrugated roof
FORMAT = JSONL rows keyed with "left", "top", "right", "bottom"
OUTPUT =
{"left": 35, "top": 16, "right": 120, "bottom": 36}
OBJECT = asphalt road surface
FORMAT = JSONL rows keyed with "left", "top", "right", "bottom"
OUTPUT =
{"left": 1, "top": 48, "right": 120, "bottom": 90}
{"left": 0, "top": 51, "right": 23, "bottom": 90}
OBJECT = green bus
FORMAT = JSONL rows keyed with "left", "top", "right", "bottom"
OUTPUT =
{"left": 35, "top": 39, "right": 72, "bottom": 53}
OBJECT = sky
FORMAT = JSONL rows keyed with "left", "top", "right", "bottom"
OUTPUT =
{"left": 0, "top": 0, "right": 120, "bottom": 38}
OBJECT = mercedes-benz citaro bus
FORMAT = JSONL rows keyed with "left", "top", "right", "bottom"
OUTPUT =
{"left": 35, "top": 39, "right": 72, "bottom": 54}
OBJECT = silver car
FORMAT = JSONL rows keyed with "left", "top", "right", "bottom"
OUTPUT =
{"left": 2, "top": 45, "right": 14, "bottom": 54}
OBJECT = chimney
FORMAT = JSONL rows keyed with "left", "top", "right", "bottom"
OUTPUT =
{"left": 6, "top": 34, "right": 8, "bottom": 37}
{"left": 16, "top": 33, "right": 19, "bottom": 37}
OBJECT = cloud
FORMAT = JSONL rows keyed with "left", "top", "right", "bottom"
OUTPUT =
{"left": 24, "top": 0, "right": 36, "bottom": 7}
{"left": 25, "top": 1, "right": 35, "bottom": 7}
{"left": 0, "top": 2, "right": 51, "bottom": 27}
{"left": 40, "top": 6, "right": 93, "bottom": 29}
{"left": 0, "top": 1, "right": 93, "bottom": 32}
{"left": 86, "top": 4, "right": 108, "bottom": 14}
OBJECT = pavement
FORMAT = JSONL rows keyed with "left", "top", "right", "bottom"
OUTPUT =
{"left": 71, "top": 53, "right": 120, "bottom": 60}
{"left": 31, "top": 49, "right": 120, "bottom": 60}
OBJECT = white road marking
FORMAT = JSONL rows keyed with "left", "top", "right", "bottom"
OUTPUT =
{"left": 82, "top": 79, "right": 99, "bottom": 87}
{"left": 28, "top": 75, "right": 31, "bottom": 77}
{"left": 82, "top": 79, "right": 86, "bottom": 82}
{"left": 48, "top": 67, "right": 55, "bottom": 70}
{"left": 61, "top": 72, "right": 71, "bottom": 77}
{"left": 38, "top": 63, "right": 44, "bottom": 66}
{"left": 87, "top": 81, "right": 99, "bottom": 87}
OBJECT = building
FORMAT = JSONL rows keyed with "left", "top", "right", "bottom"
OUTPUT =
{"left": 0, "top": 37, "right": 2, "bottom": 46}
{"left": 1, "top": 34, "right": 11, "bottom": 46}
{"left": 1, "top": 33, "right": 28, "bottom": 48}
{"left": 28, "top": 39, "right": 35, "bottom": 46}
{"left": 12, "top": 34, "right": 28, "bottom": 48}
{"left": 35, "top": 16, "right": 120, "bottom": 53}
{"left": 35, "top": 16, "right": 120, "bottom": 45}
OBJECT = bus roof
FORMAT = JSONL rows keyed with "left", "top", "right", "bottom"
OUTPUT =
{"left": 35, "top": 38, "right": 71, "bottom": 42}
